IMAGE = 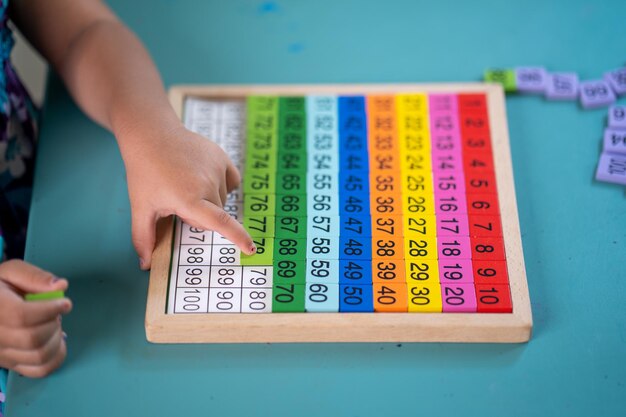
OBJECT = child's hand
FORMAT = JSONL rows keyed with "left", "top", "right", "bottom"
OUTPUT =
{"left": 0, "top": 260, "right": 72, "bottom": 378}
{"left": 119, "top": 124, "right": 255, "bottom": 270}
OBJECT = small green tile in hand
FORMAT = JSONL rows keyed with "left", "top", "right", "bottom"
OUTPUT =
{"left": 25, "top": 290, "right": 65, "bottom": 302}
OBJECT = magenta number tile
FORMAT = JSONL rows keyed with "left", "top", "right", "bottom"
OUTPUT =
{"left": 580, "top": 80, "right": 616, "bottom": 109}
{"left": 545, "top": 72, "right": 579, "bottom": 100}
{"left": 437, "top": 235, "right": 472, "bottom": 260}
{"left": 438, "top": 258, "right": 474, "bottom": 284}
{"left": 595, "top": 153, "right": 626, "bottom": 185}
{"left": 436, "top": 213, "right": 470, "bottom": 237}
{"left": 441, "top": 284, "right": 477, "bottom": 312}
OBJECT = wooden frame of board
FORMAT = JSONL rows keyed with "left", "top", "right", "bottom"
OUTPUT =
{"left": 146, "top": 83, "right": 532, "bottom": 343}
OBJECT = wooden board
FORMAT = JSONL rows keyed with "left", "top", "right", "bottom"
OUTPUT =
{"left": 146, "top": 83, "right": 532, "bottom": 343}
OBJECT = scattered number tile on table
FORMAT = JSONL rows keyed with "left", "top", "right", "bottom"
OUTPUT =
{"left": 484, "top": 69, "right": 517, "bottom": 92}
{"left": 595, "top": 153, "right": 626, "bottom": 185}
{"left": 515, "top": 67, "right": 548, "bottom": 94}
{"left": 604, "top": 67, "right": 626, "bottom": 96}
{"left": 603, "top": 128, "right": 626, "bottom": 155}
{"left": 580, "top": 80, "right": 616, "bottom": 109}
{"left": 608, "top": 105, "right": 626, "bottom": 130}
{"left": 545, "top": 72, "right": 579, "bottom": 100}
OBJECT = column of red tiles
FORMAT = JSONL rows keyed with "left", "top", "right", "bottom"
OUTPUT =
{"left": 458, "top": 94, "right": 512, "bottom": 313}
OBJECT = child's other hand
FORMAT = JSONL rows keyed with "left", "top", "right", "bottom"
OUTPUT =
{"left": 120, "top": 125, "right": 255, "bottom": 270}
{"left": 0, "top": 260, "right": 72, "bottom": 378}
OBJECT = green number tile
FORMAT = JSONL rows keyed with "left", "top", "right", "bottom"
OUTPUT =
{"left": 273, "top": 237, "right": 307, "bottom": 262}
{"left": 25, "top": 290, "right": 65, "bottom": 302}
{"left": 484, "top": 68, "right": 517, "bottom": 93}
{"left": 245, "top": 151, "right": 275, "bottom": 172}
{"left": 243, "top": 170, "right": 276, "bottom": 195}
{"left": 279, "top": 96, "right": 306, "bottom": 115}
{"left": 275, "top": 216, "right": 308, "bottom": 240}
{"left": 273, "top": 257, "right": 307, "bottom": 285}
{"left": 243, "top": 215, "right": 276, "bottom": 238}
{"left": 275, "top": 193, "right": 307, "bottom": 217}
{"left": 248, "top": 95, "right": 279, "bottom": 112}
{"left": 276, "top": 171, "right": 307, "bottom": 195}
{"left": 241, "top": 237, "right": 274, "bottom": 266}
{"left": 244, "top": 193, "right": 276, "bottom": 217}
{"left": 272, "top": 283, "right": 305, "bottom": 312}
{"left": 278, "top": 146, "right": 305, "bottom": 163}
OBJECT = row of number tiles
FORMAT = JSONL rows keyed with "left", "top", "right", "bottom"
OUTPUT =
{"left": 238, "top": 94, "right": 510, "bottom": 313}
{"left": 173, "top": 228, "right": 508, "bottom": 314}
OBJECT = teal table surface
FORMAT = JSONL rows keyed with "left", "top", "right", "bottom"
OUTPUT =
{"left": 6, "top": 1, "right": 626, "bottom": 416}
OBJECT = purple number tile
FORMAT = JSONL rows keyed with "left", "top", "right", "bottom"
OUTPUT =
{"left": 515, "top": 67, "right": 548, "bottom": 93}
{"left": 608, "top": 105, "right": 626, "bottom": 130}
{"left": 580, "top": 80, "right": 616, "bottom": 109}
{"left": 596, "top": 153, "right": 626, "bottom": 185}
{"left": 604, "top": 67, "right": 626, "bottom": 96}
{"left": 545, "top": 72, "right": 579, "bottom": 100}
{"left": 603, "top": 128, "right": 626, "bottom": 155}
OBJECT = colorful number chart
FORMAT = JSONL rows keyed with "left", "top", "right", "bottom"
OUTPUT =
{"left": 146, "top": 84, "right": 532, "bottom": 343}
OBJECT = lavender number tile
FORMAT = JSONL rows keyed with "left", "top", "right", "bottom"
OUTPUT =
{"left": 580, "top": 80, "right": 616, "bottom": 109}
{"left": 608, "top": 105, "right": 626, "bottom": 130}
{"left": 603, "top": 128, "right": 626, "bottom": 155}
{"left": 545, "top": 72, "right": 579, "bottom": 100}
{"left": 604, "top": 68, "right": 626, "bottom": 96}
{"left": 596, "top": 153, "right": 626, "bottom": 185}
{"left": 515, "top": 67, "right": 548, "bottom": 93}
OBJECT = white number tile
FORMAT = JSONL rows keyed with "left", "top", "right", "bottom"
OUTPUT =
{"left": 176, "top": 266, "right": 210, "bottom": 288}
{"left": 242, "top": 266, "right": 273, "bottom": 288}
{"left": 179, "top": 245, "right": 211, "bottom": 266}
{"left": 192, "top": 122, "right": 218, "bottom": 140}
{"left": 181, "top": 223, "right": 213, "bottom": 245}
{"left": 222, "top": 203, "right": 244, "bottom": 224}
{"left": 221, "top": 101, "right": 245, "bottom": 118}
{"left": 208, "top": 288, "right": 242, "bottom": 313}
{"left": 187, "top": 99, "right": 219, "bottom": 119}
{"left": 209, "top": 266, "right": 243, "bottom": 288}
{"left": 174, "top": 287, "right": 209, "bottom": 314}
{"left": 241, "top": 288, "right": 272, "bottom": 313}
{"left": 211, "top": 244, "right": 241, "bottom": 265}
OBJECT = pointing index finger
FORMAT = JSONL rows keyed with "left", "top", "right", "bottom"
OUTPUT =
{"left": 185, "top": 200, "right": 256, "bottom": 255}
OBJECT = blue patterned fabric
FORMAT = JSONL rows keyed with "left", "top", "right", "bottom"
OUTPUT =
{"left": 0, "top": 0, "right": 39, "bottom": 261}
{"left": 0, "top": 0, "right": 39, "bottom": 411}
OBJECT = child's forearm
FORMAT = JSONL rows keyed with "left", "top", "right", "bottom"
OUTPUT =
{"left": 10, "top": 0, "right": 256, "bottom": 265}
{"left": 61, "top": 20, "right": 183, "bottom": 152}
{"left": 10, "top": 1, "right": 180, "bottom": 146}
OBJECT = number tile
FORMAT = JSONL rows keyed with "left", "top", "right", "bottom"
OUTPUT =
{"left": 475, "top": 284, "right": 512, "bottom": 313}
{"left": 340, "top": 284, "right": 374, "bottom": 312}
{"left": 441, "top": 284, "right": 477, "bottom": 313}
{"left": 372, "top": 283, "right": 407, "bottom": 312}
